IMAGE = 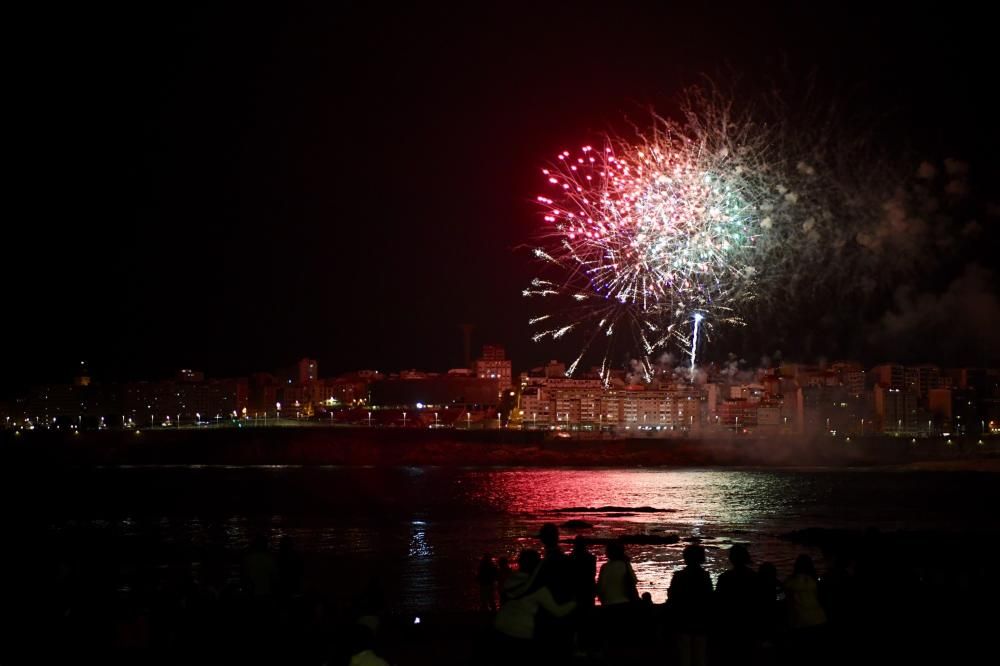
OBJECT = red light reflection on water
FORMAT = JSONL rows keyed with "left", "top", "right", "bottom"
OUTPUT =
{"left": 458, "top": 468, "right": 815, "bottom": 603}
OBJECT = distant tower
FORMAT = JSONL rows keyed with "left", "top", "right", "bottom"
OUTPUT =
{"left": 461, "top": 324, "right": 474, "bottom": 369}
{"left": 298, "top": 358, "right": 318, "bottom": 383}
{"left": 475, "top": 344, "right": 513, "bottom": 389}
{"left": 74, "top": 360, "right": 91, "bottom": 387}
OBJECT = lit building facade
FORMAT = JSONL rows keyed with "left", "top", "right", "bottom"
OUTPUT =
{"left": 474, "top": 344, "right": 512, "bottom": 389}
{"left": 518, "top": 378, "right": 703, "bottom": 431}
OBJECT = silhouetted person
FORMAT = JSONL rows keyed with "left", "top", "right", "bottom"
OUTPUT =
{"left": 277, "top": 535, "right": 304, "bottom": 601}
{"left": 494, "top": 549, "right": 576, "bottom": 662}
{"left": 637, "top": 591, "right": 657, "bottom": 648}
{"left": 477, "top": 553, "right": 500, "bottom": 611}
{"left": 783, "top": 554, "right": 827, "bottom": 663}
{"left": 598, "top": 539, "right": 639, "bottom": 606}
{"left": 669, "top": 544, "right": 713, "bottom": 666}
{"left": 820, "top": 551, "right": 854, "bottom": 628}
{"left": 756, "top": 561, "right": 784, "bottom": 656}
{"left": 597, "top": 539, "right": 640, "bottom": 650}
{"left": 535, "top": 523, "right": 572, "bottom": 601}
{"left": 569, "top": 536, "right": 597, "bottom": 609}
{"left": 567, "top": 536, "right": 598, "bottom": 657}
{"left": 497, "top": 556, "right": 512, "bottom": 606}
{"left": 715, "top": 543, "right": 759, "bottom": 664}
{"left": 819, "top": 551, "right": 855, "bottom": 663}
{"left": 242, "top": 535, "right": 276, "bottom": 599}
{"left": 533, "top": 523, "right": 574, "bottom": 657}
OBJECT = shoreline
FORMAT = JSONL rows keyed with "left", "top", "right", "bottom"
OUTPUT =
{"left": 3, "top": 426, "right": 998, "bottom": 469}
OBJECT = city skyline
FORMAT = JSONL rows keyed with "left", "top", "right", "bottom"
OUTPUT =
{"left": 4, "top": 345, "right": 997, "bottom": 440}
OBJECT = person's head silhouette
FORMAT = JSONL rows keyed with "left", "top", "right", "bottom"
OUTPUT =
{"left": 729, "top": 544, "right": 751, "bottom": 568}
{"left": 683, "top": 544, "right": 706, "bottom": 567}
{"left": 537, "top": 523, "right": 560, "bottom": 551}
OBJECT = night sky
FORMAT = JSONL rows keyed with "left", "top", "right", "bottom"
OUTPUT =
{"left": 6, "top": 2, "right": 999, "bottom": 393}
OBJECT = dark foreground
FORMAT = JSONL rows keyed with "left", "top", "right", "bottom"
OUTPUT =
{"left": 12, "top": 526, "right": 999, "bottom": 665}
{"left": 9, "top": 458, "right": 998, "bottom": 664}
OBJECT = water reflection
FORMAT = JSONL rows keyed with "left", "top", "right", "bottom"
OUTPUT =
{"left": 31, "top": 465, "right": 999, "bottom": 612}
{"left": 408, "top": 520, "right": 433, "bottom": 558}
{"left": 454, "top": 469, "right": 825, "bottom": 602}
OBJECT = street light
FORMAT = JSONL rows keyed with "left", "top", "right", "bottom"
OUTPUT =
{"left": 497, "top": 412, "right": 502, "bottom": 429}
{"left": 367, "top": 411, "right": 372, "bottom": 427}
{"left": 466, "top": 412, "right": 471, "bottom": 429}
{"left": 402, "top": 411, "right": 407, "bottom": 428}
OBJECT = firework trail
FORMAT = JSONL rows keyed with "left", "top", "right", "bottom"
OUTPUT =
{"left": 690, "top": 312, "right": 703, "bottom": 381}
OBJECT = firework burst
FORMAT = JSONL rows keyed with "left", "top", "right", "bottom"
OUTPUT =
{"left": 527, "top": 81, "right": 976, "bottom": 374}
{"left": 527, "top": 114, "right": 768, "bottom": 381}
